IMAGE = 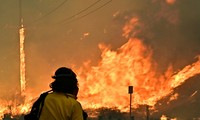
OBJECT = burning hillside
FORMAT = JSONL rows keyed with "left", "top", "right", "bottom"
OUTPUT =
{"left": 76, "top": 16, "right": 200, "bottom": 111}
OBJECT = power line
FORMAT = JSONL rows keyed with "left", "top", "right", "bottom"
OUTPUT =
{"left": 60, "top": 0, "right": 103, "bottom": 23}
{"left": 61, "top": 0, "right": 112, "bottom": 24}
{"left": 26, "top": 0, "right": 112, "bottom": 29}
{"left": 70, "top": 0, "right": 112, "bottom": 22}
{"left": 28, "top": 0, "right": 69, "bottom": 26}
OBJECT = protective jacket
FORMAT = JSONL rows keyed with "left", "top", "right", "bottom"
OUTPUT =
{"left": 39, "top": 92, "right": 84, "bottom": 120}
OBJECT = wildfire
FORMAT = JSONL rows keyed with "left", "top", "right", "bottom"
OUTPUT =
{"left": 0, "top": 14, "right": 200, "bottom": 120}
{"left": 77, "top": 36, "right": 200, "bottom": 111}
{"left": 76, "top": 17, "right": 200, "bottom": 111}
{"left": 0, "top": 93, "right": 34, "bottom": 119}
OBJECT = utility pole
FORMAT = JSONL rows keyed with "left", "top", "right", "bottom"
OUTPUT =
{"left": 128, "top": 86, "right": 134, "bottom": 120}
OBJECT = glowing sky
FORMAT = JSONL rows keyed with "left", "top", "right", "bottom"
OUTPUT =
{"left": 0, "top": 0, "right": 200, "bottom": 100}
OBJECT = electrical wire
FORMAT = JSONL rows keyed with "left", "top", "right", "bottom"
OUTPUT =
{"left": 28, "top": 0, "right": 69, "bottom": 26}
{"left": 61, "top": 0, "right": 112, "bottom": 24}
{"left": 26, "top": 0, "right": 112, "bottom": 28}
{"left": 60, "top": 0, "right": 103, "bottom": 23}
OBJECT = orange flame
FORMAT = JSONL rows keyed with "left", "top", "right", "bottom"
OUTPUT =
{"left": 0, "top": 91, "right": 34, "bottom": 119}
{"left": 19, "top": 21, "right": 26, "bottom": 94}
{"left": 160, "top": 115, "right": 167, "bottom": 120}
{"left": 78, "top": 39, "right": 200, "bottom": 109}
{"left": 160, "top": 115, "right": 177, "bottom": 120}
{"left": 77, "top": 38, "right": 158, "bottom": 110}
{"left": 77, "top": 38, "right": 192, "bottom": 110}
{"left": 76, "top": 17, "right": 200, "bottom": 111}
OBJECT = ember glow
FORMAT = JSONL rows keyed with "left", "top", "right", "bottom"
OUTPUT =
{"left": 160, "top": 115, "right": 167, "bottom": 120}
{"left": 160, "top": 115, "right": 177, "bottom": 120}
{"left": 166, "top": 0, "right": 176, "bottom": 5}
{"left": 0, "top": 92, "right": 33, "bottom": 119}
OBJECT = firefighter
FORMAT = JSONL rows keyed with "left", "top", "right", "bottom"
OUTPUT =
{"left": 39, "top": 67, "right": 87, "bottom": 120}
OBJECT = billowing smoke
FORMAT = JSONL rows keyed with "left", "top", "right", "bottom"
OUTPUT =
{"left": 113, "top": 0, "right": 200, "bottom": 72}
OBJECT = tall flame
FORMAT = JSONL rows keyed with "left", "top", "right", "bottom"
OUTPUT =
{"left": 0, "top": 19, "right": 31, "bottom": 120}
{"left": 19, "top": 19, "right": 26, "bottom": 94}
{"left": 77, "top": 38, "right": 200, "bottom": 111}
{"left": 77, "top": 17, "right": 200, "bottom": 111}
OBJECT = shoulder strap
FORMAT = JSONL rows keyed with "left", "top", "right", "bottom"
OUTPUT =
{"left": 37, "top": 91, "right": 49, "bottom": 117}
{"left": 30, "top": 90, "right": 52, "bottom": 119}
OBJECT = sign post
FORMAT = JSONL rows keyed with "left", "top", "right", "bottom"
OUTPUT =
{"left": 128, "top": 86, "right": 133, "bottom": 120}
